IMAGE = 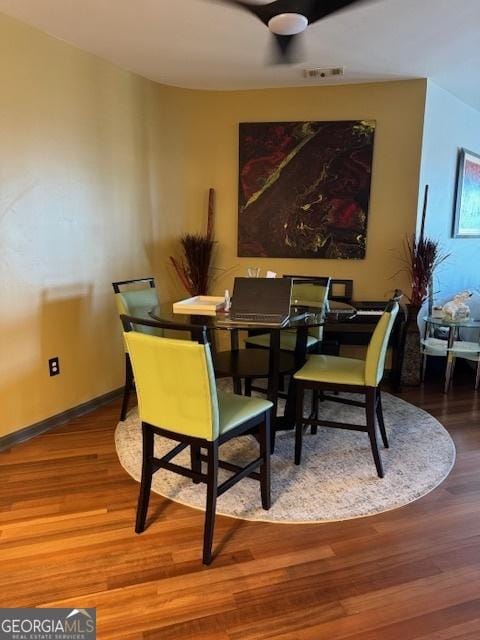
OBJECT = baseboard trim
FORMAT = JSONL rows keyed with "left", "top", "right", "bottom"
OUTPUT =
{"left": 0, "top": 387, "right": 123, "bottom": 452}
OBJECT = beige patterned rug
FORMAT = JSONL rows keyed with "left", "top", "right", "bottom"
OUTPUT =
{"left": 115, "top": 383, "right": 456, "bottom": 522}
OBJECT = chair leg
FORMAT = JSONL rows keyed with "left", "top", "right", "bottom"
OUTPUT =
{"left": 295, "top": 383, "right": 305, "bottom": 465}
{"left": 311, "top": 389, "right": 319, "bottom": 433}
{"left": 475, "top": 359, "right": 480, "bottom": 391}
{"left": 270, "top": 423, "right": 276, "bottom": 454}
{"left": 366, "top": 388, "right": 384, "bottom": 478}
{"left": 259, "top": 412, "right": 271, "bottom": 510}
{"left": 135, "top": 423, "right": 154, "bottom": 533}
{"left": 267, "top": 329, "right": 281, "bottom": 455}
{"left": 244, "top": 378, "right": 252, "bottom": 397}
{"left": 120, "top": 353, "right": 134, "bottom": 421}
{"left": 376, "top": 390, "right": 389, "bottom": 449}
{"left": 203, "top": 442, "right": 219, "bottom": 565}
{"left": 444, "top": 355, "right": 455, "bottom": 393}
{"left": 190, "top": 444, "right": 202, "bottom": 484}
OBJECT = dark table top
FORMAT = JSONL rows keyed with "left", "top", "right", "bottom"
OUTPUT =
{"left": 150, "top": 300, "right": 356, "bottom": 331}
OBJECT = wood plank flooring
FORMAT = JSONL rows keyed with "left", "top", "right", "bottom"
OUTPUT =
{"left": 1, "top": 375, "right": 479, "bottom": 639}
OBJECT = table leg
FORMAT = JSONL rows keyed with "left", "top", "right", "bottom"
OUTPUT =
{"left": 421, "top": 354, "right": 428, "bottom": 382}
{"left": 230, "top": 329, "right": 242, "bottom": 395}
{"left": 283, "top": 326, "right": 309, "bottom": 429}
{"left": 444, "top": 326, "right": 456, "bottom": 393}
{"left": 267, "top": 330, "right": 280, "bottom": 451}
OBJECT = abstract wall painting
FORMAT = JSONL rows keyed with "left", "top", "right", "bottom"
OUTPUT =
{"left": 237, "top": 120, "right": 376, "bottom": 259}
{"left": 453, "top": 148, "right": 480, "bottom": 238}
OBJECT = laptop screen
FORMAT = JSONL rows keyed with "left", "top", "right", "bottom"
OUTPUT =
{"left": 232, "top": 278, "right": 292, "bottom": 315}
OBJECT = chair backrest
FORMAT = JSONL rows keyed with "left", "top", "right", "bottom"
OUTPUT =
{"left": 122, "top": 316, "right": 219, "bottom": 441}
{"left": 364, "top": 301, "right": 399, "bottom": 387}
{"left": 283, "top": 276, "right": 331, "bottom": 339}
{"left": 112, "top": 277, "right": 155, "bottom": 294}
{"left": 328, "top": 279, "right": 353, "bottom": 303}
{"left": 112, "top": 278, "right": 161, "bottom": 340}
{"left": 115, "top": 288, "right": 159, "bottom": 319}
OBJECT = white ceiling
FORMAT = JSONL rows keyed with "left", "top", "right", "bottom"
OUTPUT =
{"left": 1, "top": 0, "right": 479, "bottom": 109}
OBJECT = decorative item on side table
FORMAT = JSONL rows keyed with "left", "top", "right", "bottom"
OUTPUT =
{"left": 442, "top": 292, "right": 472, "bottom": 322}
{"left": 170, "top": 188, "right": 216, "bottom": 296}
{"left": 453, "top": 148, "right": 480, "bottom": 238}
{"left": 397, "top": 185, "right": 449, "bottom": 386}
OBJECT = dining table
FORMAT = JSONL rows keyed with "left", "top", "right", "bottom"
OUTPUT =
{"left": 150, "top": 300, "right": 357, "bottom": 444}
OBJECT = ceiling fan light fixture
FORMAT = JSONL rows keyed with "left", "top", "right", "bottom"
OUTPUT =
{"left": 267, "top": 13, "right": 308, "bottom": 36}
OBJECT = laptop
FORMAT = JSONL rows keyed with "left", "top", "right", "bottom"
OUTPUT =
{"left": 222, "top": 277, "right": 292, "bottom": 326}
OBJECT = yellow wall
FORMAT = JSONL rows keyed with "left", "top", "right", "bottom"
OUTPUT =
{"left": 0, "top": 9, "right": 427, "bottom": 439}
{"left": 0, "top": 12, "right": 169, "bottom": 437}
{"left": 160, "top": 81, "right": 427, "bottom": 301}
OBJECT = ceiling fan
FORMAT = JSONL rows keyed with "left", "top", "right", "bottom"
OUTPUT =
{"left": 215, "top": 0, "right": 369, "bottom": 63}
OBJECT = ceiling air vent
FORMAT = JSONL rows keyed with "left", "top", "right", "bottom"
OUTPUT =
{"left": 302, "top": 66, "right": 345, "bottom": 79}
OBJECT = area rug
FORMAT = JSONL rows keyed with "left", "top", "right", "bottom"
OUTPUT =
{"left": 115, "top": 383, "right": 456, "bottom": 522}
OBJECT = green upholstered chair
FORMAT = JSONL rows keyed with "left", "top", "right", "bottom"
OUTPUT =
{"left": 245, "top": 276, "right": 331, "bottom": 353}
{"left": 121, "top": 315, "right": 272, "bottom": 565}
{"left": 112, "top": 278, "right": 160, "bottom": 421}
{"left": 293, "top": 300, "right": 399, "bottom": 477}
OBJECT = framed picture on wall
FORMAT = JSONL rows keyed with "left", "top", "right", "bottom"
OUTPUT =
{"left": 237, "top": 120, "right": 376, "bottom": 259}
{"left": 453, "top": 148, "right": 480, "bottom": 238}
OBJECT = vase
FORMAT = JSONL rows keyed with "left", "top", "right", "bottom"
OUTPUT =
{"left": 400, "top": 303, "right": 422, "bottom": 386}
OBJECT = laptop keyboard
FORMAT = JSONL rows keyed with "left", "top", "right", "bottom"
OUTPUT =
{"left": 234, "top": 313, "right": 284, "bottom": 322}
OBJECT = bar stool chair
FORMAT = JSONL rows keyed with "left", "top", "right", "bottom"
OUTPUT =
{"left": 121, "top": 315, "right": 272, "bottom": 565}
{"left": 112, "top": 277, "right": 160, "bottom": 420}
{"left": 293, "top": 300, "right": 399, "bottom": 477}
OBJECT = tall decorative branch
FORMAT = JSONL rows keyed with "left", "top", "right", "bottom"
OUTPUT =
{"left": 207, "top": 187, "right": 215, "bottom": 241}
{"left": 169, "top": 188, "right": 216, "bottom": 296}
{"left": 397, "top": 185, "right": 449, "bottom": 307}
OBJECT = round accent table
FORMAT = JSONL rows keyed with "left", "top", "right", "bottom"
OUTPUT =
{"left": 422, "top": 315, "right": 480, "bottom": 392}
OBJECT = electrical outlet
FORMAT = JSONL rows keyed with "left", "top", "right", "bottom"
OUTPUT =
{"left": 302, "top": 66, "right": 345, "bottom": 79}
{"left": 49, "top": 357, "right": 60, "bottom": 377}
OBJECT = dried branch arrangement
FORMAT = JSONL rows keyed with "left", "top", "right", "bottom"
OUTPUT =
{"left": 170, "top": 189, "right": 216, "bottom": 296}
{"left": 399, "top": 185, "right": 449, "bottom": 307}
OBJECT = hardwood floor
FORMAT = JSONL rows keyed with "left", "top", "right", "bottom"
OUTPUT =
{"left": 1, "top": 374, "right": 480, "bottom": 639}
